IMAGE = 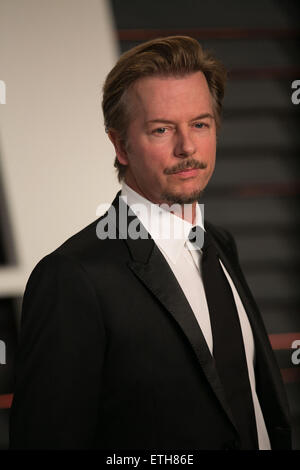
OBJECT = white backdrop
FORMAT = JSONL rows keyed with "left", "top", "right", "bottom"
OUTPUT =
{"left": 0, "top": 0, "right": 120, "bottom": 296}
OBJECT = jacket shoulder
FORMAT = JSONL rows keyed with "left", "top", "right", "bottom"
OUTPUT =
{"left": 49, "top": 209, "right": 125, "bottom": 263}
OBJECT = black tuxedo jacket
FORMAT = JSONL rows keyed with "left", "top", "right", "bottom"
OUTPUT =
{"left": 10, "top": 192, "right": 291, "bottom": 450}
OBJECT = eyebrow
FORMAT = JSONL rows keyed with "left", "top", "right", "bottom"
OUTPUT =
{"left": 146, "top": 113, "right": 215, "bottom": 125}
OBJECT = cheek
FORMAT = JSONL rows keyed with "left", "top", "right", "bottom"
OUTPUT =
{"left": 127, "top": 148, "right": 164, "bottom": 185}
{"left": 137, "top": 143, "right": 168, "bottom": 172}
{"left": 208, "top": 149, "right": 216, "bottom": 174}
{"left": 202, "top": 136, "right": 216, "bottom": 159}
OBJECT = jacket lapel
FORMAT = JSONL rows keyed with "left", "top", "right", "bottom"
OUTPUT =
{"left": 111, "top": 194, "right": 237, "bottom": 430}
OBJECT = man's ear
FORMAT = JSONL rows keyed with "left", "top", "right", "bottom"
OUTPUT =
{"left": 108, "top": 129, "right": 129, "bottom": 166}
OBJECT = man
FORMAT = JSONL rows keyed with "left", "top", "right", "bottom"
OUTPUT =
{"left": 10, "top": 36, "right": 291, "bottom": 450}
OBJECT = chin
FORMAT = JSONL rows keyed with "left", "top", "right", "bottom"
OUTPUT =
{"left": 161, "top": 188, "right": 204, "bottom": 205}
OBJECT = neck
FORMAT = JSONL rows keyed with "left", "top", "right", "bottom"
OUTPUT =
{"left": 123, "top": 179, "right": 198, "bottom": 225}
{"left": 167, "top": 202, "right": 197, "bottom": 224}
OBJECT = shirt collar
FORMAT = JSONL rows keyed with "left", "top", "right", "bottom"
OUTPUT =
{"left": 120, "top": 182, "right": 204, "bottom": 264}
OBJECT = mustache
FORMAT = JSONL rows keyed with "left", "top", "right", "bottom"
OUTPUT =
{"left": 164, "top": 159, "right": 207, "bottom": 175}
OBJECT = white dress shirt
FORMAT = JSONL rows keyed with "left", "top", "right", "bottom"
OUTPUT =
{"left": 121, "top": 182, "right": 271, "bottom": 450}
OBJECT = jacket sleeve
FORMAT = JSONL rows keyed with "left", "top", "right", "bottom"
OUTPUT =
{"left": 9, "top": 252, "right": 106, "bottom": 449}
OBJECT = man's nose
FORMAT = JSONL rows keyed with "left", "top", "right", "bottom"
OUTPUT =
{"left": 174, "top": 129, "right": 196, "bottom": 158}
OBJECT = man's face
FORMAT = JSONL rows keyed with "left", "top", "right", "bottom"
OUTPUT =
{"left": 110, "top": 71, "right": 217, "bottom": 205}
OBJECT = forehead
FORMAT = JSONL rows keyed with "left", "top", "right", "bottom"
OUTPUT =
{"left": 126, "top": 72, "right": 213, "bottom": 121}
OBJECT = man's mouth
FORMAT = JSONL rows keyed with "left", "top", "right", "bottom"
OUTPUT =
{"left": 172, "top": 168, "right": 200, "bottom": 177}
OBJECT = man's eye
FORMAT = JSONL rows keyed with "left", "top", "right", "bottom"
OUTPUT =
{"left": 153, "top": 127, "right": 167, "bottom": 134}
{"left": 194, "top": 122, "right": 208, "bottom": 129}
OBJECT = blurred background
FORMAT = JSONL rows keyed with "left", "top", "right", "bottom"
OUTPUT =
{"left": 0, "top": 0, "right": 299, "bottom": 450}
